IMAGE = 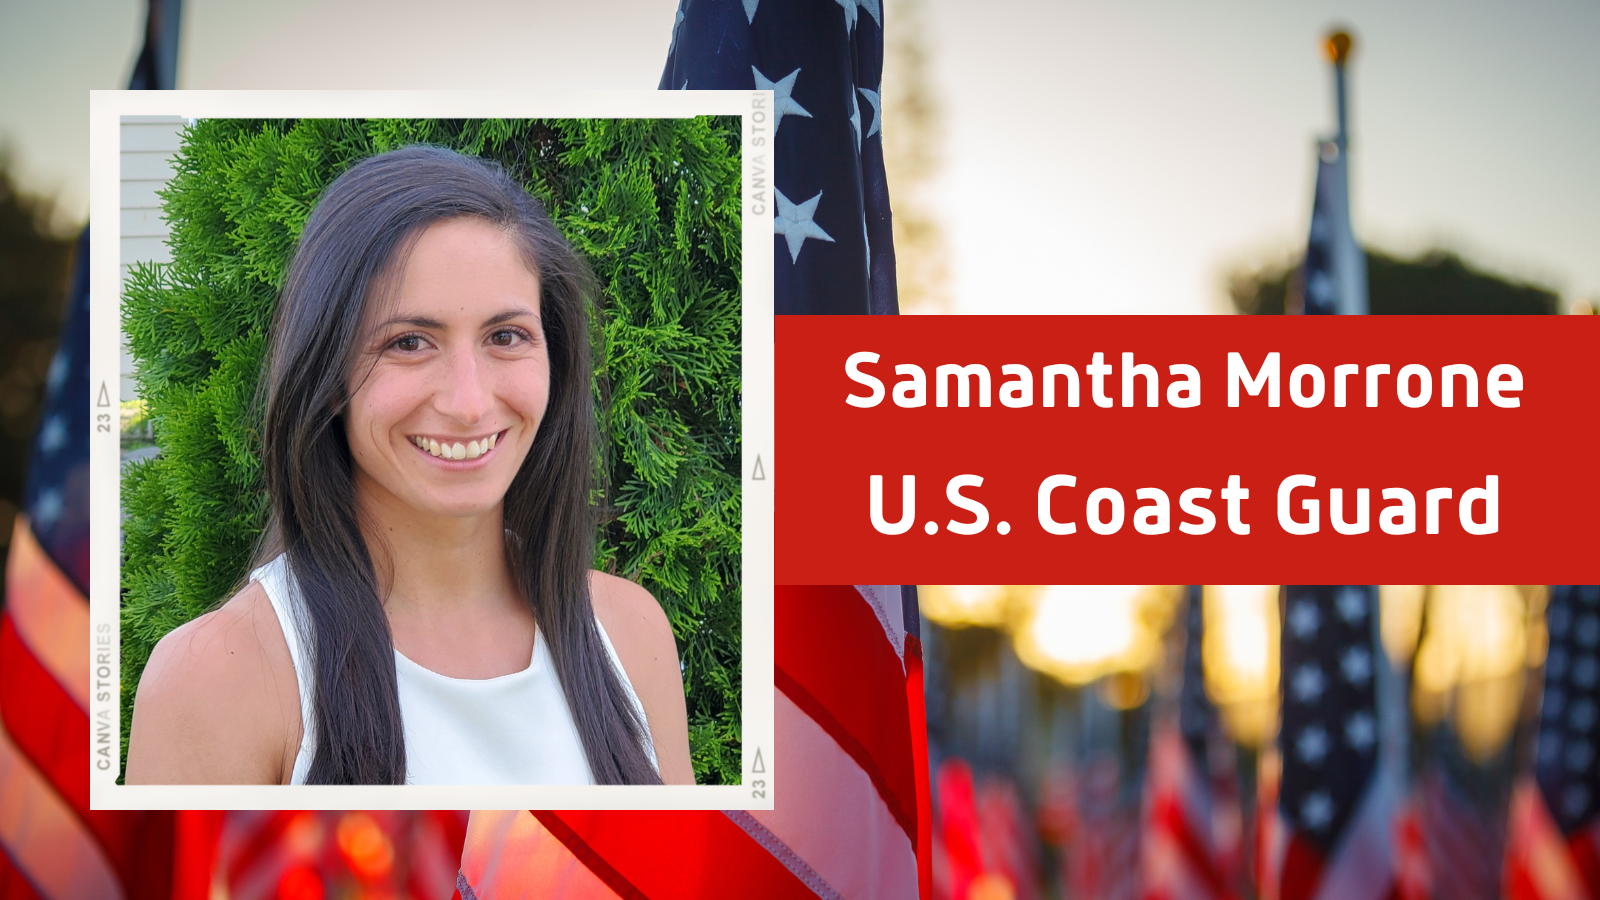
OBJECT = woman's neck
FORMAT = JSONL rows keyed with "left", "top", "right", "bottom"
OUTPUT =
{"left": 352, "top": 473, "right": 534, "bottom": 675}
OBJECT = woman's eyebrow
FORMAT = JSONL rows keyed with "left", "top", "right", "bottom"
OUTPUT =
{"left": 483, "top": 306, "right": 540, "bottom": 327}
{"left": 375, "top": 314, "right": 446, "bottom": 331}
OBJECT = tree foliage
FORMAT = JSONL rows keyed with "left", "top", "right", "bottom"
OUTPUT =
{"left": 121, "top": 118, "right": 743, "bottom": 783}
{"left": 1229, "top": 247, "right": 1559, "bottom": 315}
{"left": 0, "top": 159, "right": 75, "bottom": 544}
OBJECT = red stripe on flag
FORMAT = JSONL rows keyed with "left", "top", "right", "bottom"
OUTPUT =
{"left": 1279, "top": 834, "right": 1325, "bottom": 900}
{"left": 1569, "top": 828, "right": 1600, "bottom": 900}
{"left": 1150, "top": 791, "right": 1227, "bottom": 898}
{"left": 775, "top": 585, "right": 918, "bottom": 844}
{"left": 541, "top": 811, "right": 821, "bottom": 900}
{"left": 172, "top": 811, "right": 224, "bottom": 900}
{"left": 0, "top": 612, "right": 177, "bottom": 900}
{"left": 529, "top": 812, "right": 651, "bottom": 900}
{"left": 82, "top": 811, "right": 175, "bottom": 900}
{"left": 0, "top": 845, "right": 45, "bottom": 900}
{"left": 774, "top": 665, "right": 917, "bottom": 846}
{"left": 906, "top": 633, "right": 933, "bottom": 900}
{"left": 0, "top": 614, "right": 88, "bottom": 812}
{"left": 1, "top": 526, "right": 177, "bottom": 900}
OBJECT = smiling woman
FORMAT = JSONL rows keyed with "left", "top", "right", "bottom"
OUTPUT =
{"left": 124, "top": 146, "right": 693, "bottom": 786}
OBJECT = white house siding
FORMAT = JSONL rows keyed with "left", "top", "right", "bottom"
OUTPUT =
{"left": 118, "top": 116, "right": 186, "bottom": 402}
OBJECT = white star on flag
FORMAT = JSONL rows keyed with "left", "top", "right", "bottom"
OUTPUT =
{"left": 46, "top": 350, "right": 68, "bottom": 393}
{"left": 1307, "top": 272, "right": 1334, "bottom": 307}
{"left": 834, "top": 0, "right": 881, "bottom": 34}
{"left": 742, "top": 0, "right": 759, "bottom": 23}
{"left": 1336, "top": 586, "right": 1366, "bottom": 622}
{"left": 862, "top": 215, "right": 870, "bottom": 278}
{"left": 859, "top": 86, "right": 882, "bottom": 138}
{"left": 848, "top": 90, "right": 862, "bottom": 153}
{"left": 1302, "top": 792, "right": 1334, "bottom": 830}
{"left": 33, "top": 487, "right": 63, "bottom": 527}
{"left": 752, "top": 66, "right": 812, "bottom": 134}
{"left": 774, "top": 188, "right": 835, "bottom": 263}
{"left": 39, "top": 415, "right": 66, "bottom": 455}
{"left": 1288, "top": 600, "right": 1319, "bottom": 638}
{"left": 1297, "top": 724, "right": 1330, "bottom": 764}
{"left": 1291, "top": 664, "right": 1325, "bottom": 703}
{"left": 1345, "top": 711, "right": 1376, "bottom": 751}
{"left": 1340, "top": 646, "right": 1372, "bottom": 685}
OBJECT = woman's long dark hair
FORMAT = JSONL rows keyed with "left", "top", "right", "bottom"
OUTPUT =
{"left": 258, "top": 145, "right": 659, "bottom": 785}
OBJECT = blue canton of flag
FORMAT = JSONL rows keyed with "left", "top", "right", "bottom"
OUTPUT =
{"left": 24, "top": 228, "right": 91, "bottom": 593}
{"left": 1537, "top": 586, "right": 1600, "bottom": 837}
{"left": 1301, "top": 141, "right": 1367, "bottom": 316}
{"left": 1179, "top": 585, "right": 1215, "bottom": 771}
{"left": 1280, "top": 586, "right": 1380, "bottom": 850}
{"left": 661, "top": 0, "right": 899, "bottom": 315}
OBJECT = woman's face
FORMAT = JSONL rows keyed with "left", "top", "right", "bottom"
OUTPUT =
{"left": 346, "top": 217, "right": 549, "bottom": 521}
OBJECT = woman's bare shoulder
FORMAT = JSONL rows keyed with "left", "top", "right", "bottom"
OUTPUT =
{"left": 588, "top": 571, "right": 672, "bottom": 645}
{"left": 587, "top": 571, "right": 694, "bottom": 784}
{"left": 124, "top": 580, "right": 302, "bottom": 784}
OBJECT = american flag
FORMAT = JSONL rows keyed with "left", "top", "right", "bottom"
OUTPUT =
{"left": 1502, "top": 585, "right": 1600, "bottom": 899}
{"left": 0, "top": 230, "right": 179, "bottom": 899}
{"left": 1066, "top": 756, "right": 1144, "bottom": 900}
{"left": 1410, "top": 769, "right": 1509, "bottom": 900}
{"left": 1300, "top": 140, "right": 1366, "bottom": 316}
{"left": 0, "top": 3, "right": 197, "bottom": 893}
{"left": 457, "top": 3, "right": 923, "bottom": 897}
{"left": 1262, "top": 586, "right": 1398, "bottom": 900}
{"left": 1142, "top": 587, "right": 1231, "bottom": 900}
{"left": 660, "top": 0, "right": 898, "bottom": 316}
{"left": 459, "top": 586, "right": 928, "bottom": 900}
{"left": 1300, "top": 36, "right": 1366, "bottom": 317}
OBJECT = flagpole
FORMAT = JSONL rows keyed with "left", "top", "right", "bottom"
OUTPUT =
{"left": 1327, "top": 31, "right": 1352, "bottom": 155}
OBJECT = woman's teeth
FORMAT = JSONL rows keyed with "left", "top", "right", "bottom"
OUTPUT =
{"left": 411, "top": 433, "right": 497, "bottom": 460}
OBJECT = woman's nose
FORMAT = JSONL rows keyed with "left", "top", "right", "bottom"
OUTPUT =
{"left": 436, "top": 347, "right": 492, "bottom": 424}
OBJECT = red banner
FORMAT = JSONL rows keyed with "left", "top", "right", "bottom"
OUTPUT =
{"left": 776, "top": 315, "right": 1600, "bottom": 584}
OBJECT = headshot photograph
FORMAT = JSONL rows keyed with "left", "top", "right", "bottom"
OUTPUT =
{"left": 115, "top": 116, "right": 744, "bottom": 789}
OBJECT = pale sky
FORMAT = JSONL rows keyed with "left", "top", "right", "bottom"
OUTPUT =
{"left": 925, "top": 0, "right": 1600, "bottom": 313}
{"left": 2, "top": 0, "right": 1595, "bottom": 313}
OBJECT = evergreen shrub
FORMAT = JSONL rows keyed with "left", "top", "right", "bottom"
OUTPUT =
{"left": 121, "top": 118, "right": 743, "bottom": 783}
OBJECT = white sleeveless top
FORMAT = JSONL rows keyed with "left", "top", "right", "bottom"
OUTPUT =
{"left": 251, "top": 555, "right": 656, "bottom": 785}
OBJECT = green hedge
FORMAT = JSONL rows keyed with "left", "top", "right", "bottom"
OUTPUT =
{"left": 121, "top": 118, "right": 743, "bottom": 784}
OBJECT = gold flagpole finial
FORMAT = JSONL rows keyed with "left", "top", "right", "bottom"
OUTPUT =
{"left": 1324, "top": 30, "right": 1354, "bottom": 66}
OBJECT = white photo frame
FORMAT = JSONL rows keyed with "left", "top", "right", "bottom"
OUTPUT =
{"left": 89, "top": 89, "right": 773, "bottom": 811}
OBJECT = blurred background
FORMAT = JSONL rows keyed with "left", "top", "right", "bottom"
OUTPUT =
{"left": 2, "top": 2, "right": 1596, "bottom": 898}
{"left": 3, "top": 0, "right": 1597, "bottom": 545}
{"left": 919, "top": 584, "right": 1597, "bottom": 899}
{"left": 3, "top": 0, "right": 1597, "bottom": 478}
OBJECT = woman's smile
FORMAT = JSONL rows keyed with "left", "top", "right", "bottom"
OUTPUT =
{"left": 407, "top": 429, "right": 508, "bottom": 462}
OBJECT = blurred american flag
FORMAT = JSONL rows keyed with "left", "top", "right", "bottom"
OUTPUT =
{"left": 1260, "top": 586, "right": 1398, "bottom": 900}
{"left": 1503, "top": 586, "right": 1600, "bottom": 900}
{"left": 0, "top": 230, "right": 181, "bottom": 900}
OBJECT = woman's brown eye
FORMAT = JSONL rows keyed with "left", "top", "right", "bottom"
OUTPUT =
{"left": 491, "top": 330, "right": 518, "bottom": 347}
{"left": 394, "top": 335, "right": 421, "bottom": 352}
